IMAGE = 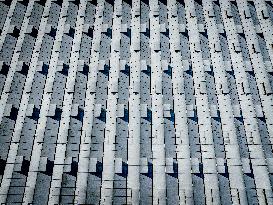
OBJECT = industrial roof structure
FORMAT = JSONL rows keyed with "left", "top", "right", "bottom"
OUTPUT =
{"left": 0, "top": 0, "right": 273, "bottom": 204}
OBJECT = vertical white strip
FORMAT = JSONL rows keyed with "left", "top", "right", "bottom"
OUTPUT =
{"left": 127, "top": 0, "right": 141, "bottom": 204}
{"left": 100, "top": 0, "right": 122, "bottom": 204}
{"left": 149, "top": 0, "right": 167, "bottom": 204}
{"left": 167, "top": 0, "right": 194, "bottom": 204}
